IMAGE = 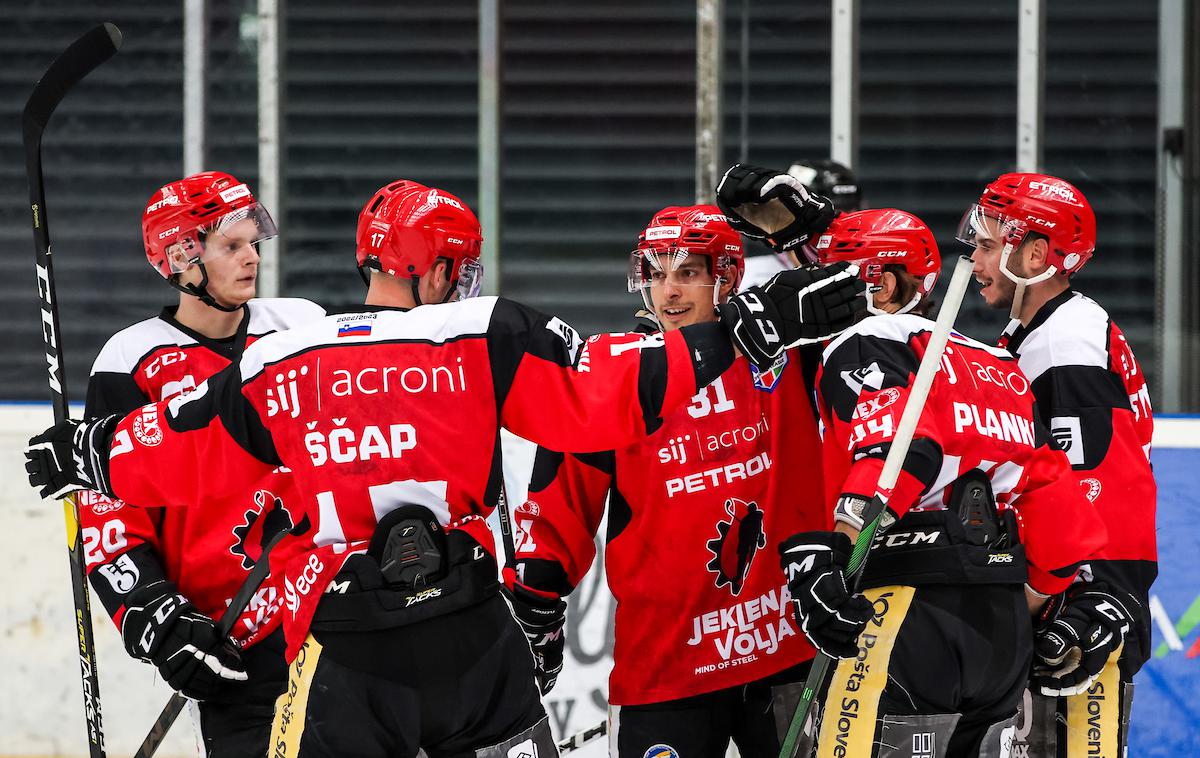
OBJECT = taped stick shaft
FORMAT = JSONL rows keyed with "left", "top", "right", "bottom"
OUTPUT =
{"left": 875, "top": 255, "right": 975, "bottom": 495}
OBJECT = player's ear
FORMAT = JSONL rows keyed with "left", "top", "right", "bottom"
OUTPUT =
{"left": 1019, "top": 234, "right": 1049, "bottom": 273}
{"left": 877, "top": 270, "right": 898, "bottom": 301}
{"left": 1031, "top": 236, "right": 1051, "bottom": 271}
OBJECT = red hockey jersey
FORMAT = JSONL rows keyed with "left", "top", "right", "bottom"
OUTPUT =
{"left": 1000, "top": 289, "right": 1157, "bottom": 671}
{"left": 80, "top": 298, "right": 325, "bottom": 646}
{"left": 514, "top": 345, "right": 827, "bottom": 705}
{"left": 100, "top": 297, "right": 735, "bottom": 660}
{"left": 816, "top": 314, "right": 1107, "bottom": 596}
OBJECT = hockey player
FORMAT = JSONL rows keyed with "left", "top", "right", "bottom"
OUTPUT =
{"left": 506, "top": 204, "right": 835, "bottom": 758}
{"left": 958, "top": 173, "right": 1154, "bottom": 756}
{"left": 78, "top": 171, "right": 324, "bottom": 757}
{"left": 25, "top": 179, "right": 865, "bottom": 758}
{"left": 742, "top": 158, "right": 862, "bottom": 289}
{"left": 717, "top": 167, "right": 1108, "bottom": 757}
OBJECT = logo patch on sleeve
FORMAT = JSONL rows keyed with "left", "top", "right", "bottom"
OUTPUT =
{"left": 750, "top": 352, "right": 788, "bottom": 392}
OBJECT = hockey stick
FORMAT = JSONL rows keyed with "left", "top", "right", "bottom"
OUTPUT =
{"left": 494, "top": 451, "right": 519, "bottom": 563}
{"left": 133, "top": 515, "right": 306, "bottom": 758}
{"left": 777, "top": 256, "right": 975, "bottom": 758}
{"left": 557, "top": 719, "right": 607, "bottom": 753}
{"left": 22, "top": 23, "right": 123, "bottom": 758}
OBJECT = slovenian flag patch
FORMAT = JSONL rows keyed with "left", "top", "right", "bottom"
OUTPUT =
{"left": 337, "top": 323, "right": 372, "bottom": 338}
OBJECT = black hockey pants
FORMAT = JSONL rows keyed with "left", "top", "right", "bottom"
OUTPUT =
{"left": 268, "top": 592, "right": 549, "bottom": 758}
{"left": 196, "top": 627, "right": 289, "bottom": 758}
{"left": 609, "top": 660, "right": 814, "bottom": 758}
{"left": 813, "top": 583, "right": 1032, "bottom": 758}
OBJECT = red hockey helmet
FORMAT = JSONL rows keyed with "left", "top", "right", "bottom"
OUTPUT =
{"left": 809, "top": 209, "right": 941, "bottom": 314}
{"left": 355, "top": 179, "right": 428, "bottom": 261}
{"left": 628, "top": 205, "right": 745, "bottom": 309}
{"left": 956, "top": 173, "right": 1096, "bottom": 281}
{"left": 356, "top": 183, "right": 484, "bottom": 302}
{"left": 143, "top": 171, "right": 277, "bottom": 280}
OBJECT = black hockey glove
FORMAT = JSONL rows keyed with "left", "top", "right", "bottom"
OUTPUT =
{"left": 505, "top": 583, "right": 566, "bottom": 695}
{"left": 24, "top": 415, "right": 120, "bottom": 500}
{"left": 780, "top": 531, "right": 875, "bottom": 660}
{"left": 718, "top": 262, "right": 866, "bottom": 367}
{"left": 715, "top": 163, "right": 840, "bottom": 253}
{"left": 121, "top": 581, "right": 247, "bottom": 701}
{"left": 1032, "top": 581, "right": 1137, "bottom": 697}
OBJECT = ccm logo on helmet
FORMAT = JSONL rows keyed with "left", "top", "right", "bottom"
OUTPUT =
{"left": 876, "top": 250, "right": 907, "bottom": 258}
{"left": 1028, "top": 181, "right": 1077, "bottom": 203}
{"left": 157, "top": 226, "right": 181, "bottom": 240}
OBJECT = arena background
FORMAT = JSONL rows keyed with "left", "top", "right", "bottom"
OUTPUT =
{"left": 1, "top": 1, "right": 1197, "bottom": 756}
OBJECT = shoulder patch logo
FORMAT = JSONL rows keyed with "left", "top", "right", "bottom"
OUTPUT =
{"left": 546, "top": 316, "right": 584, "bottom": 366}
{"left": 1050, "top": 416, "right": 1085, "bottom": 466}
{"left": 841, "top": 361, "right": 884, "bottom": 395}
{"left": 750, "top": 352, "right": 788, "bottom": 392}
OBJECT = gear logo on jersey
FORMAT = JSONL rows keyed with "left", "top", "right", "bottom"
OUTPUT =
{"left": 230, "top": 489, "right": 304, "bottom": 569}
{"left": 1080, "top": 477, "right": 1103, "bottom": 503}
{"left": 705, "top": 498, "right": 766, "bottom": 596}
{"left": 750, "top": 352, "right": 788, "bottom": 392}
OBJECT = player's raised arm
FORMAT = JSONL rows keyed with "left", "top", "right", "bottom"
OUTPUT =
{"left": 493, "top": 263, "right": 864, "bottom": 453}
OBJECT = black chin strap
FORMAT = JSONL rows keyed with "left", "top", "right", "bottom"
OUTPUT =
{"left": 168, "top": 262, "right": 243, "bottom": 313}
{"left": 409, "top": 265, "right": 458, "bottom": 306}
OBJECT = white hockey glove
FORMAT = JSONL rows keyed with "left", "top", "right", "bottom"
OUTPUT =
{"left": 24, "top": 415, "right": 120, "bottom": 499}
{"left": 779, "top": 531, "right": 875, "bottom": 659}
{"left": 1032, "top": 581, "right": 1137, "bottom": 696}
{"left": 715, "top": 163, "right": 840, "bottom": 253}
{"left": 718, "top": 262, "right": 866, "bottom": 367}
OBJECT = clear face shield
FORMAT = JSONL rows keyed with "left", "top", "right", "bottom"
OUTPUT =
{"left": 453, "top": 257, "right": 484, "bottom": 300}
{"left": 162, "top": 204, "right": 278, "bottom": 276}
{"left": 627, "top": 247, "right": 729, "bottom": 316}
{"left": 956, "top": 204, "right": 1056, "bottom": 318}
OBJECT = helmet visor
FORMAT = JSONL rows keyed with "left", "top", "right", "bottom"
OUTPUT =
{"left": 628, "top": 248, "right": 730, "bottom": 292}
{"left": 164, "top": 204, "right": 278, "bottom": 275}
{"left": 955, "top": 204, "right": 1027, "bottom": 250}
{"left": 455, "top": 258, "right": 484, "bottom": 300}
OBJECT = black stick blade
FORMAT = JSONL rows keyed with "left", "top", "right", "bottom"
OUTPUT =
{"left": 22, "top": 23, "right": 122, "bottom": 134}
